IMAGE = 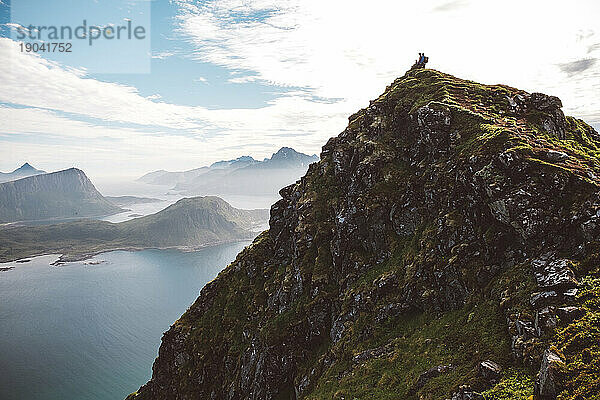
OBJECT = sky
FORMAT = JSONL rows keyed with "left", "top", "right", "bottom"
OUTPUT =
{"left": 1, "top": 0, "right": 599, "bottom": 178}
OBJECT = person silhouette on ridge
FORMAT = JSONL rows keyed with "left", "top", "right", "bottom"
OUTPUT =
{"left": 419, "top": 53, "right": 428, "bottom": 68}
{"left": 413, "top": 53, "right": 429, "bottom": 69}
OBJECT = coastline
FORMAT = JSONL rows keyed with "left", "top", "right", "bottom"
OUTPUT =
{"left": 51, "top": 238, "right": 255, "bottom": 265}
{"left": 0, "top": 237, "right": 258, "bottom": 266}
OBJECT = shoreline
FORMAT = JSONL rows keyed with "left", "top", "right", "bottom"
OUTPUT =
{"left": 51, "top": 239, "right": 254, "bottom": 265}
{"left": 0, "top": 238, "right": 256, "bottom": 266}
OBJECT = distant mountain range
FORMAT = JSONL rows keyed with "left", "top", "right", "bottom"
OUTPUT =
{"left": 0, "top": 163, "right": 46, "bottom": 183}
{"left": 138, "top": 147, "right": 318, "bottom": 196}
{"left": 0, "top": 168, "right": 123, "bottom": 223}
{"left": 0, "top": 196, "right": 269, "bottom": 263}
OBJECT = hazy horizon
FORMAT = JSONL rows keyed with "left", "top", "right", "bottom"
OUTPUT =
{"left": 0, "top": 145, "right": 318, "bottom": 185}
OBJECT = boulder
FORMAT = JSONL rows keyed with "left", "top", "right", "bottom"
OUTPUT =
{"left": 535, "top": 307, "right": 558, "bottom": 336}
{"left": 544, "top": 150, "right": 568, "bottom": 163}
{"left": 352, "top": 343, "right": 394, "bottom": 364}
{"left": 532, "top": 258, "right": 578, "bottom": 291}
{"left": 530, "top": 291, "right": 559, "bottom": 308}
{"left": 534, "top": 349, "right": 565, "bottom": 398}
{"left": 528, "top": 93, "right": 563, "bottom": 112}
{"left": 556, "top": 306, "right": 584, "bottom": 324}
{"left": 478, "top": 360, "right": 502, "bottom": 383}
{"left": 527, "top": 93, "right": 566, "bottom": 139}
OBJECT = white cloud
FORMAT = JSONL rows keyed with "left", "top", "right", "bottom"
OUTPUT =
{"left": 151, "top": 50, "right": 176, "bottom": 59}
{"left": 0, "top": 38, "right": 203, "bottom": 130}
{"left": 432, "top": 0, "right": 470, "bottom": 13}
{"left": 0, "top": 106, "right": 214, "bottom": 175}
{"left": 0, "top": 36, "right": 348, "bottom": 141}
{"left": 175, "top": 0, "right": 600, "bottom": 124}
{"left": 4, "top": 22, "right": 38, "bottom": 36}
{"left": 0, "top": 105, "right": 331, "bottom": 176}
{"left": 0, "top": 36, "right": 348, "bottom": 174}
{"left": 228, "top": 75, "right": 259, "bottom": 84}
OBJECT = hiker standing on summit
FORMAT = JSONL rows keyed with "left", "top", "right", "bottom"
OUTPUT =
{"left": 419, "top": 53, "right": 428, "bottom": 68}
{"left": 413, "top": 53, "right": 429, "bottom": 69}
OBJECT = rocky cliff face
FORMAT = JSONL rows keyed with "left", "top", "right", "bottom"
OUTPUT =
{"left": 128, "top": 69, "right": 600, "bottom": 400}
{"left": 0, "top": 167, "right": 122, "bottom": 222}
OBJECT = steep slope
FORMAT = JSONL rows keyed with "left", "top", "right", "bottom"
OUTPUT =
{"left": 0, "top": 196, "right": 269, "bottom": 262}
{"left": 0, "top": 168, "right": 122, "bottom": 222}
{"left": 127, "top": 69, "right": 600, "bottom": 400}
{"left": 0, "top": 162, "right": 46, "bottom": 183}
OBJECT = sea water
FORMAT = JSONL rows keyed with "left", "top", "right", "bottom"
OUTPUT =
{"left": 0, "top": 242, "right": 250, "bottom": 400}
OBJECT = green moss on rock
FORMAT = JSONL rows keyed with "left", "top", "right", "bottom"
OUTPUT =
{"left": 553, "top": 277, "right": 600, "bottom": 400}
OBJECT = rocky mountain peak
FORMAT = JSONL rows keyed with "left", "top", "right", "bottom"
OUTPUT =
{"left": 266, "top": 146, "right": 318, "bottom": 166}
{"left": 0, "top": 167, "right": 121, "bottom": 222}
{"left": 127, "top": 69, "right": 600, "bottom": 400}
{"left": 210, "top": 156, "right": 257, "bottom": 169}
{"left": 17, "top": 162, "right": 36, "bottom": 171}
{"left": 272, "top": 146, "right": 298, "bottom": 158}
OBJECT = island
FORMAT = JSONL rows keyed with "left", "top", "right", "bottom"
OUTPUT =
{"left": 0, "top": 196, "right": 268, "bottom": 264}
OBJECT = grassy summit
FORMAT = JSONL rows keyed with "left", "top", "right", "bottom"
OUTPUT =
{"left": 128, "top": 70, "right": 600, "bottom": 400}
{"left": 369, "top": 69, "right": 599, "bottom": 178}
